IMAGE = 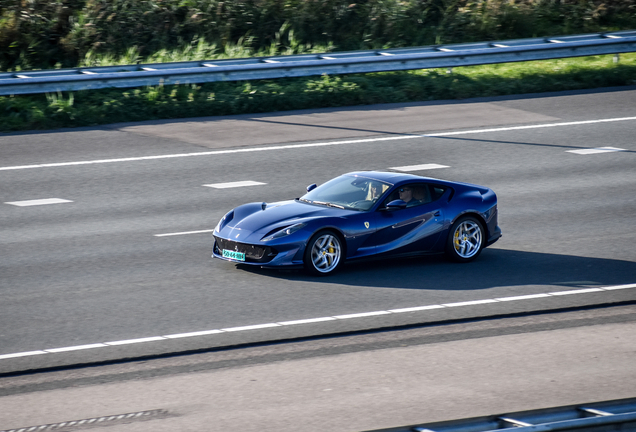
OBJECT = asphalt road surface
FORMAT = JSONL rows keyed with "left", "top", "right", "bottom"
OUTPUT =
{"left": 1, "top": 86, "right": 635, "bottom": 376}
{"left": 1, "top": 304, "right": 635, "bottom": 431}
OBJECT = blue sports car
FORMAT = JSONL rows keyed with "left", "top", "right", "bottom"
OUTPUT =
{"left": 212, "top": 171, "right": 501, "bottom": 275}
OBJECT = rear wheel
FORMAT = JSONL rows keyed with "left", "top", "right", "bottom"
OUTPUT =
{"left": 445, "top": 216, "right": 484, "bottom": 263}
{"left": 304, "top": 230, "right": 343, "bottom": 275}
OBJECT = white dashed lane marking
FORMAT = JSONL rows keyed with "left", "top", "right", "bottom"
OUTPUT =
{"left": 156, "top": 178, "right": 265, "bottom": 237}
{"left": 5, "top": 198, "right": 73, "bottom": 206}
{"left": 567, "top": 147, "right": 627, "bottom": 155}
{"left": 203, "top": 180, "right": 266, "bottom": 189}
{"left": 390, "top": 163, "right": 450, "bottom": 171}
{"left": 1, "top": 283, "right": 634, "bottom": 361}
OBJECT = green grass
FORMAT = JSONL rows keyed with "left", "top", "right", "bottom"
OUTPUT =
{"left": 1, "top": 53, "right": 635, "bottom": 133}
{"left": 78, "top": 34, "right": 333, "bottom": 68}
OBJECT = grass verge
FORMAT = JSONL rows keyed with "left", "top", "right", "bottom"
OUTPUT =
{"left": 1, "top": 53, "right": 635, "bottom": 133}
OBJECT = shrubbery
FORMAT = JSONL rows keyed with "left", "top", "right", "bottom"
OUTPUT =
{"left": 1, "top": 0, "right": 635, "bottom": 71}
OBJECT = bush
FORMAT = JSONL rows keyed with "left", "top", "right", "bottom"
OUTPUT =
{"left": 1, "top": 0, "right": 635, "bottom": 71}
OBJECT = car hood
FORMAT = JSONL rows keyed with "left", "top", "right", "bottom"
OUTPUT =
{"left": 220, "top": 199, "right": 349, "bottom": 240}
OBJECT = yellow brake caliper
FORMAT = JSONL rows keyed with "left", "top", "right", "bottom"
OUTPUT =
{"left": 327, "top": 242, "right": 335, "bottom": 263}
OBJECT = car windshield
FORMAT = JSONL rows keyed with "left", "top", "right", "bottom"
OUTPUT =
{"left": 300, "top": 175, "right": 391, "bottom": 211}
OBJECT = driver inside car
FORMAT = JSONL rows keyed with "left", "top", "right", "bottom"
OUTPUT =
{"left": 398, "top": 185, "right": 428, "bottom": 207}
{"left": 398, "top": 186, "right": 414, "bottom": 205}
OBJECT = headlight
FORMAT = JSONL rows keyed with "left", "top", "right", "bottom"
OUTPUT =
{"left": 214, "top": 210, "right": 234, "bottom": 233}
{"left": 261, "top": 223, "right": 306, "bottom": 241}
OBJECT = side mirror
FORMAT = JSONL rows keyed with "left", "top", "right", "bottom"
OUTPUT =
{"left": 306, "top": 183, "right": 317, "bottom": 192}
{"left": 385, "top": 199, "right": 407, "bottom": 210}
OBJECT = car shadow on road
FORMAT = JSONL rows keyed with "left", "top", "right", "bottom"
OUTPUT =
{"left": 236, "top": 248, "right": 636, "bottom": 291}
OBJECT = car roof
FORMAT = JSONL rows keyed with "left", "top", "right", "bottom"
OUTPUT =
{"left": 343, "top": 171, "right": 490, "bottom": 193}
{"left": 344, "top": 171, "right": 438, "bottom": 185}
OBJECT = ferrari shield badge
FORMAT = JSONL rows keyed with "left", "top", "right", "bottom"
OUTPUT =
{"left": 364, "top": 222, "right": 370, "bottom": 229}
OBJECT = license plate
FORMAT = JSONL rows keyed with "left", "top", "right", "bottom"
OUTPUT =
{"left": 222, "top": 249, "right": 245, "bottom": 261}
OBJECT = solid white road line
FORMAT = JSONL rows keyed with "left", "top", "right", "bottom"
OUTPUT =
{"left": 4, "top": 198, "right": 73, "bottom": 206}
{"left": 46, "top": 344, "right": 108, "bottom": 353}
{"left": 442, "top": 299, "right": 499, "bottom": 307}
{"left": 549, "top": 288, "right": 605, "bottom": 296}
{"left": 203, "top": 180, "right": 266, "bottom": 189}
{"left": 390, "top": 164, "right": 450, "bottom": 171}
{"left": 388, "top": 305, "right": 445, "bottom": 313}
{"left": 1, "top": 117, "right": 635, "bottom": 172}
{"left": 432, "top": 117, "right": 636, "bottom": 136}
{"left": 0, "top": 351, "right": 47, "bottom": 360}
{"left": 333, "top": 311, "right": 392, "bottom": 319}
{"left": 105, "top": 336, "right": 166, "bottom": 346}
{"left": 495, "top": 293, "right": 552, "bottom": 301}
{"left": 604, "top": 283, "right": 636, "bottom": 290}
{"left": 221, "top": 323, "right": 281, "bottom": 332}
{"left": 278, "top": 317, "right": 337, "bottom": 325}
{"left": 154, "top": 229, "right": 216, "bottom": 237}
{"left": 164, "top": 330, "right": 224, "bottom": 339}
{"left": 567, "top": 147, "right": 627, "bottom": 155}
{"left": 1, "top": 283, "right": 635, "bottom": 362}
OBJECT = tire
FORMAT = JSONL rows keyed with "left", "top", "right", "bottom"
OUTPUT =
{"left": 304, "top": 230, "right": 344, "bottom": 275}
{"left": 445, "top": 216, "right": 485, "bottom": 263}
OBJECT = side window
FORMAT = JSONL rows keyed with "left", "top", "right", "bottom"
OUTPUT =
{"left": 410, "top": 184, "right": 431, "bottom": 205}
{"left": 382, "top": 183, "right": 430, "bottom": 208}
{"left": 430, "top": 185, "right": 447, "bottom": 202}
{"left": 382, "top": 183, "right": 448, "bottom": 208}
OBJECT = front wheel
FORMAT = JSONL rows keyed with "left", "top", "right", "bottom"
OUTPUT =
{"left": 445, "top": 216, "right": 484, "bottom": 263}
{"left": 304, "top": 231, "right": 343, "bottom": 275}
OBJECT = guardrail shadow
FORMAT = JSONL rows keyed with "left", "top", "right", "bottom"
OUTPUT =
{"left": 237, "top": 248, "right": 636, "bottom": 291}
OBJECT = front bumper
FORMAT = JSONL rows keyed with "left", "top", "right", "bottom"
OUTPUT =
{"left": 212, "top": 236, "right": 303, "bottom": 268}
{"left": 213, "top": 236, "right": 278, "bottom": 263}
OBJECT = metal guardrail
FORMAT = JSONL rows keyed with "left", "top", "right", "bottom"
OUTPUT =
{"left": 1, "top": 30, "right": 635, "bottom": 96}
{"left": 368, "top": 398, "right": 636, "bottom": 432}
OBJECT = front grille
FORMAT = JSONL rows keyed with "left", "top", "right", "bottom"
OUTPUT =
{"left": 214, "top": 236, "right": 277, "bottom": 263}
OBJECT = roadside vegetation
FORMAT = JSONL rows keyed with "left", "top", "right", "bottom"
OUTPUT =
{"left": 1, "top": 0, "right": 635, "bottom": 132}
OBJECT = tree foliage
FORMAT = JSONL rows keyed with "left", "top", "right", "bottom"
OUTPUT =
{"left": 1, "top": 0, "right": 635, "bottom": 71}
